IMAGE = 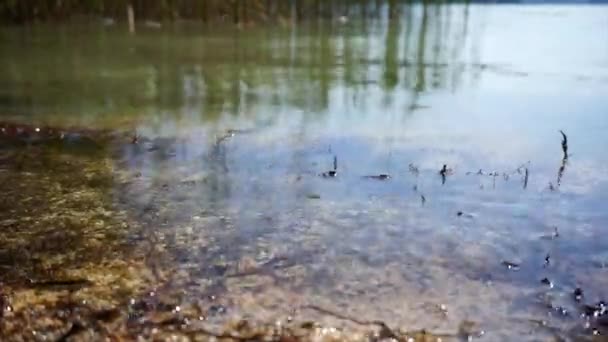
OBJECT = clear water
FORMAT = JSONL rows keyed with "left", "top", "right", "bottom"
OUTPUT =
{"left": 1, "top": 4, "right": 608, "bottom": 341}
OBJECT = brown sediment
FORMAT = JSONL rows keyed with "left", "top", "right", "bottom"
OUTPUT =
{"left": 23, "top": 278, "right": 93, "bottom": 291}
{"left": 0, "top": 119, "right": 606, "bottom": 341}
{"left": 225, "top": 255, "right": 299, "bottom": 279}
{"left": 0, "top": 120, "right": 160, "bottom": 340}
{"left": 0, "top": 121, "right": 114, "bottom": 142}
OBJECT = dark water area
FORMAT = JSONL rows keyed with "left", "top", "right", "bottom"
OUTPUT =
{"left": 1, "top": 4, "right": 608, "bottom": 341}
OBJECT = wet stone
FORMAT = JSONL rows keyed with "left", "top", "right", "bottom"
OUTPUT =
{"left": 212, "top": 264, "right": 229, "bottom": 276}
{"left": 541, "top": 278, "right": 553, "bottom": 288}
{"left": 321, "top": 170, "right": 337, "bottom": 178}
{"left": 501, "top": 261, "right": 520, "bottom": 270}
{"left": 582, "top": 301, "right": 607, "bottom": 318}
{"left": 553, "top": 306, "right": 569, "bottom": 317}
{"left": 208, "top": 304, "right": 227, "bottom": 316}
{"left": 574, "top": 287, "right": 584, "bottom": 302}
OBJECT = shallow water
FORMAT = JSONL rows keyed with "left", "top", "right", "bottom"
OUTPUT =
{"left": 1, "top": 4, "right": 608, "bottom": 341}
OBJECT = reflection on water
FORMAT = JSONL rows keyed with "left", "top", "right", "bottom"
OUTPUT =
{"left": 1, "top": 3, "right": 608, "bottom": 341}
{"left": 0, "top": 3, "right": 487, "bottom": 123}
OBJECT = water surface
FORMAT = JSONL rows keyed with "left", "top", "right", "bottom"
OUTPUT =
{"left": 1, "top": 4, "right": 608, "bottom": 341}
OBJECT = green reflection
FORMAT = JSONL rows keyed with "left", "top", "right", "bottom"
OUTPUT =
{"left": 0, "top": 2, "right": 471, "bottom": 128}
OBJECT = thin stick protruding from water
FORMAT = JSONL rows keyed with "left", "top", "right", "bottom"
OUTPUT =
{"left": 523, "top": 167, "right": 529, "bottom": 189}
{"left": 559, "top": 130, "right": 568, "bottom": 160}
{"left": 439, "top": 164, "right": 448, "bottom": 185}
{"left": 556, "top": 130, "right": 569, "bottom": 187}
{"left": 557, "top": 159, "right": 566, "bottom": 186}
{"left": 333, "top": 155, "right": 337, "bottom": 171}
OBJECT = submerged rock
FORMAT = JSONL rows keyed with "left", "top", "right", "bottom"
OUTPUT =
{"left": 574, "top": 287, "right": 584, "bottom": 302}
{"left": 501, "top": 261, "right": 520, "bottom": 270}
{"left": 541, "top": 278, "right": 553, "bottom": 288}
{"left": 321, "top": 170, "right": 338, "bottom": 178}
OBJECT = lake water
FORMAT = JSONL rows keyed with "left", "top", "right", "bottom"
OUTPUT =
{"left": 1, "top": 4, "right": 608, "bottom": 341}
